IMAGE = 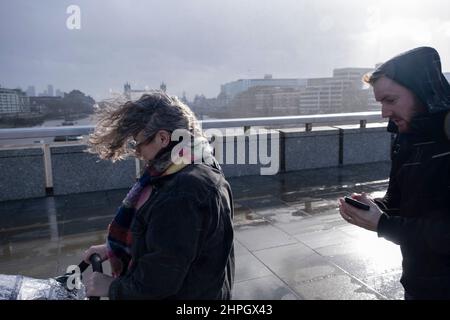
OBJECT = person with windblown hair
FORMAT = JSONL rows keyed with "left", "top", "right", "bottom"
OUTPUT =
{"left": 83, "top": 92, "right": 235, "bottom": 300}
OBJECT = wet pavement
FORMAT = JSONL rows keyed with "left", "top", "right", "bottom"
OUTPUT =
{"left": 0, "top": 161, "right": 404, "bottom": 300}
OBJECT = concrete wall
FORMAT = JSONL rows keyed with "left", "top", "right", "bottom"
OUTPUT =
{"left": 335, "top": 123, "right": 391, "bottom": 165}
{"left": 213, "top": 130, "right": 280, "bottom": 177}
{"left": 280, "top": 126, "right": 340, "bottom": 172}
{"left": 0, "top": 148, "right": 46, "bottom": 201}
{"left": 0, "top": 125, "right": 392, "bottom": 201}
{"left": 50, "top": 145, "right": 136, "bottom": 195}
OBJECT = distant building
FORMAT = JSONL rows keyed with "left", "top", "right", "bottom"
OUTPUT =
{"left": 181, "top": 91, "right": 189, "bottom": 105}
{"left": 228, "top": 86, "right": 303, "bottom": 117}
{"left": 190, "top": 94, "right": 221, "bottom": 119}
{"left": 220, "top": 75, "right": 307, "bottom": 104}
{"left": 299, "top": 68, "right": 376, "bottom": 114}
{"left": 0, "top": 87, "right": 30, "bottom": 114}
{"left": 63, "top": 90, "right": 96, "bottom": 115}
{"left": 160, "top": 82, "right": 167, "bottom": 93}
{"left": 30, "top": 90, "right": 95, "bottom": 117}
{"left": 30, "top": 96, "right": 63, "bottom": 114}
{"left": 26, "top": 85, "right": 36, "bottom": 97}
{"left": 273, "top": 88, "right": 303, "bottom": 114}
{"left": 55, "top": 89, "right": 64, "bottom": 97}
{"left": 123, "top": 82, "right": 160, "bottom": 101}
{"left": 220, "top": 68, "right": 377, "bottom": 117}
{"left": 47, "top": 85, "right": 54, "bottom": 97}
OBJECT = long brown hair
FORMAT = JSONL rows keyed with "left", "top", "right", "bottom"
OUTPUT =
{"left": 88, "top": 91, "right": 202, "bottom": 161}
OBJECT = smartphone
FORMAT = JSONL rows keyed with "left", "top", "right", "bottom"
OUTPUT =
{"left": 344, "top": 196, "right": 370, "bottom": 211}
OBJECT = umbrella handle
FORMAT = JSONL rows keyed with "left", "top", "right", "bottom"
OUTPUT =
{"left": 78, "top": 253, "right": 104, "bottom": 274}
{"left": 88, "top": 253, "right": 104, "bottom": 274}
{"left": 78, "top": 253, "right": 104, "bottom": 301}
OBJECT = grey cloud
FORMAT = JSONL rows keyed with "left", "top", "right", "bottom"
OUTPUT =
{"left": 1, "top": 0, "right": 450, "bottom": 100}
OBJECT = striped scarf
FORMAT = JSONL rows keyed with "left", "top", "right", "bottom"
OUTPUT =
{"left": 106, "top": 137, "right": 214, "bottom": 277}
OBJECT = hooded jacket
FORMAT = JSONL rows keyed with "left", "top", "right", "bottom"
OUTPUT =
{"left": 374, "top": 47, "right": 450, "bottom": 299}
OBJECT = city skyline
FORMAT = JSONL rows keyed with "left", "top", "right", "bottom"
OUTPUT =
{"left": 4, "top": 68, "right": 450, "bottom": 104}
{"left": 2, "top": 1, "right": 450, "bottom": 101}
{"left": 3, "top": 83, "right": 75, "bottom": 98}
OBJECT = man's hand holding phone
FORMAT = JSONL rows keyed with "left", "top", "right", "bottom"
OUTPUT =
{"left": 338, "top": 193, "right": 383, "bottom": 232}
{"left": 344, "top": 196, "right": 370, "bottom": 211}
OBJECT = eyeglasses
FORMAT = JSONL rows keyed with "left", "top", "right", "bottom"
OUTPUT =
{"left": 127, "top": 135, "right": 154, "bottom": 151}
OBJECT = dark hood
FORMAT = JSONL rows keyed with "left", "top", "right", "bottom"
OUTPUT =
{"left": 376, "top": 47, "right": 450, "bottom": 138}
{"left": 374, "top": 46, "right": 450, "bottom": 114}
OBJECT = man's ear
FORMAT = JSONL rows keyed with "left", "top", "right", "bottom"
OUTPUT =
{"left": 158, "top": 130, "right": 171, "bottom": 148}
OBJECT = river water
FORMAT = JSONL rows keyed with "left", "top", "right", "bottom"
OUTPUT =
{"left": 0, "top": 116, "right": 95, "bottom": 147}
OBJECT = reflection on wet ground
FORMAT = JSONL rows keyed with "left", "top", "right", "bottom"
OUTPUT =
{"left": 0, "top": 161, "right": 403, "bottom": 300}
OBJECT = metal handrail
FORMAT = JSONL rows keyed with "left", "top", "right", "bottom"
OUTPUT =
{"left": 200, "top": 111, "right": 382, "bottom": 129}
{"left": 0, "top": 125, "right": 93, "bottom": 140}
{"left": 0, "top": 111, "right": 382, "bottom": 140}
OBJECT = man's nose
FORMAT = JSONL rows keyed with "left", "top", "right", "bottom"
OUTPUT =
{"left": 381, "top": 105, "right": 392, "bottom": 118}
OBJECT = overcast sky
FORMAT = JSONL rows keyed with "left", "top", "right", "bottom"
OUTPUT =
{"left": 1, "top": 0, "right": 450, "bottom": 100}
